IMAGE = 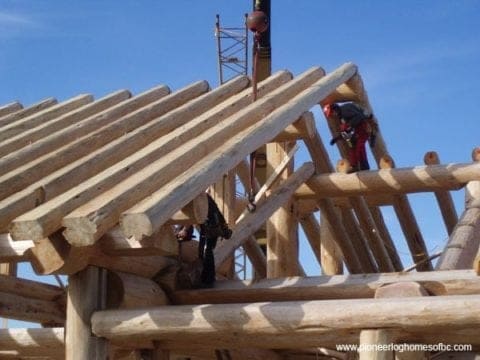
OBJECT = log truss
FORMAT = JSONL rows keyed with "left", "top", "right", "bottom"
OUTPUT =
{"left": 0, "top": 62, "right": 479, "bottom": 359}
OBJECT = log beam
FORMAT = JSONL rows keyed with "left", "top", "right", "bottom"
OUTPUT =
{"left": 0, "top": 291, "right": 64, "bottom": 325}
{"left": 296, "top": 162, "right": 480, "bottom": 199}
{"left": 0, "top": 234, "right": 32, "bottom": 262}
{"left": 171, "top": 269, "right": 480, "bottom": 305}
{"left": 0, "top": 327, "right": 64, "bottom": 358}
{"left": 106, "top": 271, "right": 169, "bottom": 309}
{"left": 28, "top": 233, "right": 175, "bottom": 277}
{"left": 99, "top": 225, "right": 178, "bottom": 257}
{"left": 92, "top": 295, "right": 480, "bottom": 349}
{"left": 0, "top": 273, "right": 64, "bottom": 301}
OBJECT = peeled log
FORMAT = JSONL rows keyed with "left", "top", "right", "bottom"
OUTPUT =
{"left": 92, "top": 295, "right": 480, "bottom": 349}
{"left": 0, "top": 101, "right": 23, "bottom": 119}
{"left": 298, "top": 162, "right": 480, "bottom": 198}
{"left": 0, "top": 273, "right": 64, "bottom": 301}
{"left": 8, "top": 80, "right": 213, "bottom": 240}
{"left": 0, "top": 90, "right": 131, "bottom": 159}
{"left": 28, "top": 233, "right": 175, "bottom": 277}
{"left": 103, "top": 67, "right": 323, "bottom": 242}
{"left": 424, "top": 151, "right": 458, "bottom": 235}
{"left": 214, "top": 163, "right": 315, "bottom": 268}
{"left": 172, "top": 269, "right": 480, "bottom": 305}
{"left": 106, "top": 271, "right": 169, "bottom": 309}
{"left": 0, "top": 94, "right": 92, "bottom": 143}
{"left": 0, "top": 291, "right": 65, "bottom": 325}
{"left": 0, "top": 234, "right": 32, "bottom": 262}
{"left": 436, "top": 181, "right": 480, "bottom": 270}
{"left": 0, "top": 327, "right": 64, "bottom": 357}
{"left": 120, "top": 62, "right": 357, "bottom": 241}
{"left": 99, "top": 225, "right": 178, "bottom": 257}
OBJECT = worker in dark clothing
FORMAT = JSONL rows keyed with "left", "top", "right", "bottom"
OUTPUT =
{"left": 324, "top": 102, "right": 377, "bottom": 173}
{"left": 198, "top": 194, "right": 232, "bottom": 286}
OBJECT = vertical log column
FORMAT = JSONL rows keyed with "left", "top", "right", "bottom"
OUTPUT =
{"left": 267, "top": 141, "right": 301, "bottom": 277}
{"left": 210, "top": 171, "right": 236, "bottom": 278}
{"left": 360, "top": 282, "right": 429, "bottom": 360}
{"left": 0, "top": 262, "right": 16, "bottom": 328}
{"left": 66, "top": 266, "right": 107, "bottom": 360}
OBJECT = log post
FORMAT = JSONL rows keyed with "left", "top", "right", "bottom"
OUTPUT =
{"left": 66, "top": 266, "right": 107, "bottom": 360}
{"left": 358, "top": 330, "right": 393, "bottom": 360}
{"left": 375, "top": 282, "right": 429, "bottom": 360}
{"left": 266, "top": 140, "right": 300, "bottom": 278}
{"left": 209, "top": 170, "right": 236, "bottom": 279}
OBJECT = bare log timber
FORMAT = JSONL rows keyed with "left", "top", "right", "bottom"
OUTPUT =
{"left": 92, "top": 295, "right": 480, "bottom": 349}
{"left": 67, "top": 67, "right": 322, "bottom": 245}
{"left": 120, "top": 62, "right": 357, "bottom": 241}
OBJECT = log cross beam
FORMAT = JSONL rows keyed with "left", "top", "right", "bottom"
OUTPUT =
{"left": 91, "top": 295, "right": 480, "bottom": 349}
{"left": 296, "top": 162, "right": 480, "bottom": 199}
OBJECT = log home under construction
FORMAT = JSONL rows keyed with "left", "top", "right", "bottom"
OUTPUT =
{"left": 0, "top": 62, "right": 479, "bottom": 360}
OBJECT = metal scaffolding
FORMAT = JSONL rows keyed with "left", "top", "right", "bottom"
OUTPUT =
{"left": 215, "top": 14, "right": 249, "bottom": 85}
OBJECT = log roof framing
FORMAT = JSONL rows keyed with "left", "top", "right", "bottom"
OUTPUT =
{"left": 0, "top": 62, "right": 479, "bottom": 359}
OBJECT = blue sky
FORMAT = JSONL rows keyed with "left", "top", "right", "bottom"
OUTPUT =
{"left": 1, "top": 0, "right": 479, "bottom": 313}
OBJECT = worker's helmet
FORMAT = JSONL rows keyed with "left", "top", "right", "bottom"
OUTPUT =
{"left": 323, "top": 103, "right": 339, "bottom": 118}
{"left": 247, "top": 10, "right": 269, "bottom": 33}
